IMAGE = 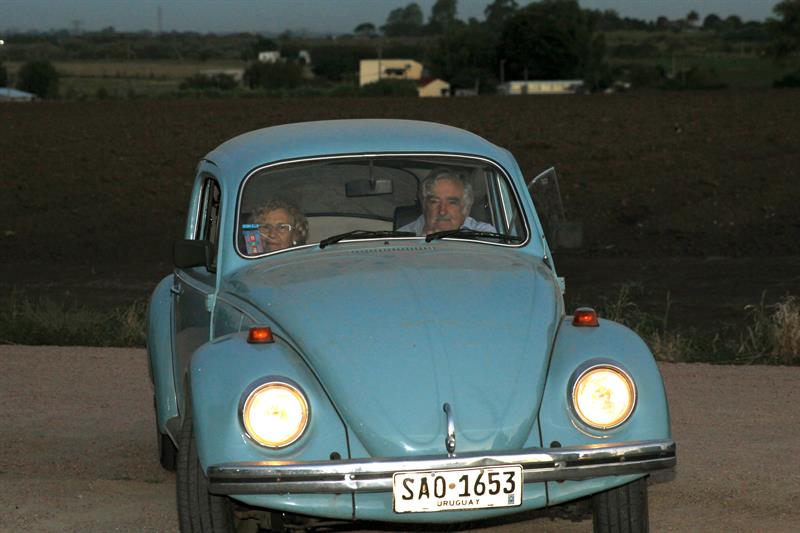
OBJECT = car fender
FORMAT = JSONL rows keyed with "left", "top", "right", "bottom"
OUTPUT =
{"left": 188, "top": 331, "right": 354, "bottom": 518}
{"left": 538, "top": 317, "right": 672, "bottom": 505}
{"left": 147, "top": 274, "right": 179, "bottom": 439}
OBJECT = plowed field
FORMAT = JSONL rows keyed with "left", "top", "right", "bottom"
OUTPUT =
{"left": 1, "top": 91, "right": 798, "bottom": 330}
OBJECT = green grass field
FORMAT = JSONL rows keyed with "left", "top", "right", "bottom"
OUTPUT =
{"left": 611, "top": 54, "right": 800, "bottom": 87}
{"left": 5, "top": 59, "right": 246, "bottom": 98}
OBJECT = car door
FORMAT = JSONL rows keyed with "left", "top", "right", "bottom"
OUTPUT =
{"left": 527, "top": 167, "right": 582, "bottom": 254}
{"left": 173, "top": 174, "right": 221, "bottom": 410}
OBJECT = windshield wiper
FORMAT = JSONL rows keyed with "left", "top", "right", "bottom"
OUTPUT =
{"left": 319, "top": 230, "right": 416, "bottom": 249}
{"left": 424, "top": 228, "right": 523, "bottom": 244}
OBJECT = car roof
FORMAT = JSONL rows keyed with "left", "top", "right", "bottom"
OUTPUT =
{"left": 204, "top": 119, "right": 518, "bottom": 183}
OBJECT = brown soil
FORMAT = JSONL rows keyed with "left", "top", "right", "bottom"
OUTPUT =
{"left": 1, "top": 91, "right": 799, "bottom": 334}
{"left": 2, "top": 345, "right": 798, "bottom": 532}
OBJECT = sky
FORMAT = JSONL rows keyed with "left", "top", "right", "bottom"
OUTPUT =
{"left": 0, "top": 0, "right": 778, "bottom": 35}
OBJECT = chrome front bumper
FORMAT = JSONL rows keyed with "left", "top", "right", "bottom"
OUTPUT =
{"left": 208, "top": 439, "right": 675, "bottom": 495}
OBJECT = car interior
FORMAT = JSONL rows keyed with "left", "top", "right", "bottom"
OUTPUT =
{"left": 237, "top": 156, "right": 524, "bottom": 256}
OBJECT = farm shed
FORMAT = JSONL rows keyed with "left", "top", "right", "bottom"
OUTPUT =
{"left": 257, "top": 51, "right": 281, "bottom": 63}
{"left": 0, "top": 88, "right": 36, "bottom": 101}
{"left": 417, "top": 78, "right": 450, "bottom": 97}
{"left": 359, "top": 59, "right": 423, "bottom": 86}
{"left": 500, "top": 80, "right": 585, "bottom": 95}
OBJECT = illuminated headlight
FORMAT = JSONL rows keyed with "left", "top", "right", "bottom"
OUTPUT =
{"left": 242, "top": 381, "right": 309, "bottom": 448}
{"left": 571, "top": 365, "right": 636, "bottom": 429}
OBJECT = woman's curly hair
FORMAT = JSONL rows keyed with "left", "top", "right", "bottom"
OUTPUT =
{"left": 253, "top": 198, "right": 309, "bottom": 245}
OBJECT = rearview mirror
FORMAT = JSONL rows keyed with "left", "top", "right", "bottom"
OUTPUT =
{"left": 174, "top": 239, "right": 213, "bottom": 269}
{"left": 345, "top": 178, "right": 393, "bottom": 197}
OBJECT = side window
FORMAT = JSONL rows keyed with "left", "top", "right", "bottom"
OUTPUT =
{"left": 196, "top": 177, "right": 222, "bottom": 269}
{"left": 486, "top": 171, "right": 525, "bottom": 238}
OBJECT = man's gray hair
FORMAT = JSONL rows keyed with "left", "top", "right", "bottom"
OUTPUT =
{"left": 420, "top": 168, "right": 474, "bottom": 216}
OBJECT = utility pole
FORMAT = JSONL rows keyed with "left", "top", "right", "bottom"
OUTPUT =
{"left": 377, "top": 45, "right": 382, "bottom": 82}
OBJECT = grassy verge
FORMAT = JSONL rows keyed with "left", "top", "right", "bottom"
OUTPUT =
{"left": 591, "top": 284, "right": 800, "bottom": 365}
{"left": 0, "top": 291, "right": 146, "bottom": 347}
{"left": 1, "top": 288, "right": 797, "bottom": 364}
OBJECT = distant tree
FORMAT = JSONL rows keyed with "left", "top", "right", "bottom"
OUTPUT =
{"left": 0, "top": 62, "right": 8, "bottom": 87}
{"left": 382, "top": 3, "right": 424, "bottom": 36}
{"left": 723, "top": 15, "right": 743, "bottom": 30}
{"left": 243, "top": 61, "right": 304, "bottom": 90}
{"left": 702, "top": 13, "right": 723, "bottom": 31}
{"left": 309, "top": 43, "right": 373, "bottom": 81}
{"left": 686, "top": 10, "right": 700, "bottom": 26}
{"left": 594, "top": 9, "right": 622, "bottom": 31}
{"left": 428, "top": 0, "right": 460, "bottom": 34}
{"left": 429, "top": 20, "right": 497, "bottom": 91}
{"left": 656, "top": 16, "right": 670, "bottom": 30}
{"left": 354, "top": 22, "right": 377, "bottom": 37}
{"left": 484, "top": 0, "right": 518, "bottom": 30}
{"left": 769, "top": 0, "right": 800, "bottom": 58}
{"left": 773, "top": 70, "right": 800, "bottom": 87}
{"left": 17, "top": 59, "right": 59, "bottom": 98}
{"left": 498, "top": 0, "right": 608, "bottom": 88}
{"left": 243, "top": 35, "right": 278, "bottom": 61}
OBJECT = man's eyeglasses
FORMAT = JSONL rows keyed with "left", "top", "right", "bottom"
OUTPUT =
{"left": 258, "top": 223, "right": 293, "bottom": 236}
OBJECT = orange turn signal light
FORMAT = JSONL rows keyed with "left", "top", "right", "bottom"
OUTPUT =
{"left": 572, "top": 307, "right": 599, "bottom": 327}
{"left": 248, "top": 326, "right": 275, "bottom": 344}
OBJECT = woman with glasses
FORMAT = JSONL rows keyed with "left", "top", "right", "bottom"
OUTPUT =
{"left": 251, "top": 199, "right": 309, "bottom": 253}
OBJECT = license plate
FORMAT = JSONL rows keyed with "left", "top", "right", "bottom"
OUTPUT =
{"left": 392, "top": 465, "right": 523, "bottom": 513}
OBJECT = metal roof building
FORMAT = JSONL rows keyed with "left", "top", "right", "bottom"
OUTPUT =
{"left": 0, "top": 88, "right": 37, "bottom": 101}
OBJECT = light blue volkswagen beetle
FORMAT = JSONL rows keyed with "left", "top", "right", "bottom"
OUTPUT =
{"left": 147, "top": 119, "right": 675, "bottom": 532}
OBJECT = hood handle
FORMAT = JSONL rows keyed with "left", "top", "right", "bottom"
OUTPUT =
{"left": 443, "top": 403, "right": 456, "bottom": 456}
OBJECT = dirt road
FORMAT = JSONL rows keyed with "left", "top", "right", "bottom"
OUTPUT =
{"left": 1, "top": 346, "right": 798, "bottom": 532}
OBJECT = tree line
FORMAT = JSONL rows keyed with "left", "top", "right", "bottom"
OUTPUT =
{"left": 2, "top": 0, "right": 799, "bottom": 98}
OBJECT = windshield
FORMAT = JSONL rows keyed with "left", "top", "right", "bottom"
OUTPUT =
{"left": 237, "top": 155, "right": 527, "bottom": 257}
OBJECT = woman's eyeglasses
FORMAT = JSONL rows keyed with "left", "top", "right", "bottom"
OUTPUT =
{"left": 258, "top": 223, "right": 293, "bottom": 236}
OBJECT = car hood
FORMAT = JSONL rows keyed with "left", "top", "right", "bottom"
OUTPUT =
{"left": 226, "top": 244, "right": 561, "bottom": 457}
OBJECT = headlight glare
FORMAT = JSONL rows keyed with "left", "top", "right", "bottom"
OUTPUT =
{"left": 572, "top": 366, "right": 635, "bottom": 429}
{"left": 242, "top": 381, "right": 309, "bottom": 448}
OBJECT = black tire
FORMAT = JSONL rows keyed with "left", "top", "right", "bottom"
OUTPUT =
{"left": 591, "top": 476, "right": 649, "bottom": 533}
{"left": 159, "top": 431, "right": 178, "bottom": 471}
{"left": 176, "top": 409, "right": 236, "bottom": 533}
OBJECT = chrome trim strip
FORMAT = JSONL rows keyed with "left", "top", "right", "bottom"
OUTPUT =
{"left": 174, "top": 270, "right": 214, "bottom": 295}
{"left": 208, "top": 439, "right": 675, "bottom": 495}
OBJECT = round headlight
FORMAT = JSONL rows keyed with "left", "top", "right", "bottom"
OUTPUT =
{"left": 572, "top": 366, "right": 636, "bottom": 429}
{"left": 242, "top": 381, "right": 309, "bottom": 448}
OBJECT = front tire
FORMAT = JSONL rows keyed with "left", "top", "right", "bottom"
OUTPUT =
{"left": 591, "top": 476, "right": 649, "bottom": 533}
{"left": 176, "top": 410, "right": 236, "bottom": 533}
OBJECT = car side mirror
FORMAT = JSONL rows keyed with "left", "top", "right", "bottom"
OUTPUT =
{"left": 174, "top": 239, "right": 213, "bottom": 269}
